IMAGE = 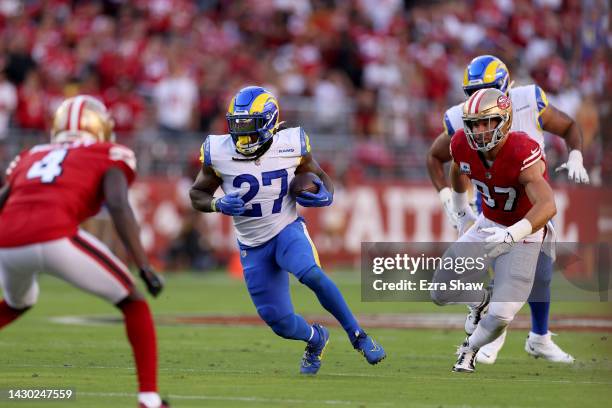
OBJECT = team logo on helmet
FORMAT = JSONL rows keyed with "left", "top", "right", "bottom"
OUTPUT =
{"left": 497, "top": 95, "right": 511, "bottom": 110}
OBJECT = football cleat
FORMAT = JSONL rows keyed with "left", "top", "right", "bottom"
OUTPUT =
{"left": 453, "top": 338, "right": 478, "bottom": 373}
{"left": 300, "top": 324, "right": 330, "bottom": 375}
{"left": 476, "top": 330, "right": 507, "bottom": 364}
{"left": 464, "top": 288, "right": 491, "bottom": 335}
{"left": 525, "top": 331, "right": 575, "bottom": 363}
{"left": 352, "top": 331, "right": 386, "bottom": 365}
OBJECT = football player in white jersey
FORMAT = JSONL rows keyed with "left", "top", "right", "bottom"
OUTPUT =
{"left": 190, "top": 86, "right": 386, "bottom": 375}
{"left": 426, "top": 55, "right": 585, "bottom": 364}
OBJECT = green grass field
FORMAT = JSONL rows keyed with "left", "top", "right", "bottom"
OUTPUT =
{"left": 1, "top": 272, "right": 611, "bottom": 408}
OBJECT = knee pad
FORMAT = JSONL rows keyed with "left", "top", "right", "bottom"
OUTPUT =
{"left": 268, "top": 314, "right": 298, "bottom": 339}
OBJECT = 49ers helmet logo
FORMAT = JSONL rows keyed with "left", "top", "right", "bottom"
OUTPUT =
{"left": 497, "top": 95, "right": 510, "bottom": 110}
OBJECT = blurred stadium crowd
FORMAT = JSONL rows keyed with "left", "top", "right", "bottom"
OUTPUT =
{"left": 0, "top": 0, "right": 609, "bottom": 183}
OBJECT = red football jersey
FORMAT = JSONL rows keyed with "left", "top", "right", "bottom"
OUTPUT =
{"left": 450, "top": 130, "right": 545, "bottom": 226}
{"left": 0, "top": 141, "right": 136, "bottom": 247}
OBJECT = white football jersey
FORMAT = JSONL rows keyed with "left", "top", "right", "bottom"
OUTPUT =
{"left": 443, "top": 84, "right": 549, "bottom": 151}
{"left": 202, "top": 127, "right": 310, "bottom": 247}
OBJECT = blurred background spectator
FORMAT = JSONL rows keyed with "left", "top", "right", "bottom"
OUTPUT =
{"left": 0, "top": 0, "right": 608, "bottom": 184}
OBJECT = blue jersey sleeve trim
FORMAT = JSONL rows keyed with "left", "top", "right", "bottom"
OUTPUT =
{"left": 443, "top": 113, "right": 455, "bottom": 137}
{"left": 300, "top": 127, "right": 311, "bottom": 156}
{"left": 535, "top": 86, "right": 549, "bottom": 130}
{"left": 203, "top": 136, "right": 212, "bottom": 167}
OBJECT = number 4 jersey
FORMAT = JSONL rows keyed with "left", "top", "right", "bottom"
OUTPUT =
{"left": 450, "top": 129, "right": 545, "bottom": 227}
{"left": 0, "top": 141, "right": 136, "bottom": 247}
{"left": 202, "top": 127, "right": 310, "bottom": 247}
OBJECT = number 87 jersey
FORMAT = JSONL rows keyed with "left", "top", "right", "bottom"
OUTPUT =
{"left": 450, "top": 129, "right": 545, "bottom": 227}
{"left": 202, "top": 126, "right": 310, "bottom": 247}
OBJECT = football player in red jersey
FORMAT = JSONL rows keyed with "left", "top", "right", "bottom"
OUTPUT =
{"left": 430, "top": 88, "right": 557, "bottom": 373}
{"left": 0, "top": 96, "right": 168, "bottom": 408}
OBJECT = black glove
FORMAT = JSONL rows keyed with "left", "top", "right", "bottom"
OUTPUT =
{"left": 139, "top": 267, "right": 164, "bottom": 297}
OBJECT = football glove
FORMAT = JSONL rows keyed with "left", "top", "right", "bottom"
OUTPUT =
{"left": 139, "top": 267, "right": 164, "bottom": 297}
{"left": 439, "top": 187, "right": 459, "bottom": 230}
{"left": 482, "top": 226, "right": 515, "bottom": 258}
{"left": 555, "top": 150, "right": 589, "bottom": 184}
{"left": 296, "top": 179, "right": 333, "bottom": 207}
{"left": 456, "top": 206, "right": 477, "bottom": 237}
{"left": 213, "top": 192, "right": 246, "bottom": 216}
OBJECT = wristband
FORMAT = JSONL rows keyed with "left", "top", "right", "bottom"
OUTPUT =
{"left": 439, "top": 187, "right": 452, "bottom": 204}
{"left": 507, "top": 219, "right": 533, "bottom": 242}
{"left": 211, "top": 197, "right": 218, "bottom": 212}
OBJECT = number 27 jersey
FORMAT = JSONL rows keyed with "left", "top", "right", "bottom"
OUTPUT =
{"left": 0, "top": 141, "right": 136, "bottom": 247}
{"left": 202, "top": 127, "right": 309, "bottom": 247}
{"left": 450, "top": 130, "right": 545, "bottom": 227}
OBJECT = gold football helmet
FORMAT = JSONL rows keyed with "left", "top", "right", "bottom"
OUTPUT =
{"left": 462, "top": 88, "right": 512, "bottom": 152}
{"left": 51, "top": 95, "right": 115, "bottom": 143}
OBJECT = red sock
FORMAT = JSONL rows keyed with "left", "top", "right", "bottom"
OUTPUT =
{"left": 0, "top": 299, "right": 27, "bottom": 329}
{"left": 120, "top": 299, "right": 158, "bottom": 392}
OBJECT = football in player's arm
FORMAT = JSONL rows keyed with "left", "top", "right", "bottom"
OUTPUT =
{"left": 190, "top": 151, "right": 333, "bottom": 213}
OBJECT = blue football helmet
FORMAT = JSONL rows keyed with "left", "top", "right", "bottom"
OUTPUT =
{"left": 462, "top": 55, "right": 510, "bottom": 97}
{"left": 226, "top": 86, "right": 280, "bottom": 156}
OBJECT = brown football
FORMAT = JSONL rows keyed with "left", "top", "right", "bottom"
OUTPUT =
{"left": 290, "top": 172, "right": 320, "bottom": 197}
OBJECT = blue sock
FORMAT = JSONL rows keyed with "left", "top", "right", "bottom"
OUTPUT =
{"left": 529, "top": 301, "right": 550, "bottom": 335}
{"left": 300, "top": 266, "right": 361, "bottom": 342}
{"left": 528, "top": 253, "right": 553, "bottom": 335}
{"left": 269, "top": 313, "right": 313, "bottom": 342}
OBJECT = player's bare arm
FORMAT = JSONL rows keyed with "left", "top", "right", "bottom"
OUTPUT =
{"left": 449, "top": 161, "right": 469, "bottom": 194}
{"left": 541, "top": 104, "right": 582, "bottom": 151}
{"left": 427, "top": 131, "right": 452, "bottom": 192}
{"left": 0, "top": 184, "right": 10, "bottom": 211}
{"left": 519, "top": 161, "right": 557, "bottom": 232}
{"left": 104, "top": 167, "right": 163, "bottom": 297}
{"left": 295, "top": 152, "right": 334, "bottom": 195}
{"left": 541, "top": 103, "right": 589, "bottom": 183}
{"left": 189, "top": 164, "right": 223, "bottom": 213}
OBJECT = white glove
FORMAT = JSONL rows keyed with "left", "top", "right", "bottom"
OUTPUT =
{"left": 439, "top": 187, "right": 458, "bottom": 230}
{"left": 456, "top": 206, "right": 477, "bottom": 237}
{"left": 482, "top": 226, "right": 515, "bottom": 258}
{"left": 556, "top": 150, "right": 589, "bottom": 184}
{"left": 482, "top": 219, "right": 532, "bottom": 258}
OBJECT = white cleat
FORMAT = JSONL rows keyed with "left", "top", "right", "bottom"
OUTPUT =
{"left": 464, "top": 289, "right": 491, "bottom": 335}
{"left": 453, "top": 338, "right": 478, "bottom": 373}
{"left": 525, "top": 331, "right": 575, "bottom": 363}
{"left": 476, "top": 330, "right": 507, "bottom": 364}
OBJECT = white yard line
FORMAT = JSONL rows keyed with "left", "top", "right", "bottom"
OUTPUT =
{"left": 4, "top": 363, "right": 612, "bottom": 386}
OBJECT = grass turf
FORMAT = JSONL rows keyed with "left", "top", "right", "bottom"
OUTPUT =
{"left": 0, "top": 272, "right": 611, "bottom": 408}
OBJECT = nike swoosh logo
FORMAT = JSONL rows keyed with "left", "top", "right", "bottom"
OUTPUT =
{"left": 319, "top": 197, "right": 329, "bottom": 202}
{"left": 530, "top": 148, "right": 539, "bottom": 154}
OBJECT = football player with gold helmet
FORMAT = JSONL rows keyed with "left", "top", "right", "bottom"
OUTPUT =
{"left": 426, "top": 55, "right": 579, "bottom": 365}
{"left": 0, "top": 95, "right": 169, "bottom": 408}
